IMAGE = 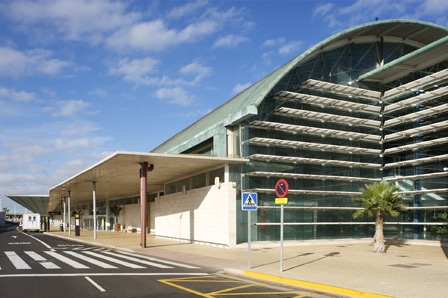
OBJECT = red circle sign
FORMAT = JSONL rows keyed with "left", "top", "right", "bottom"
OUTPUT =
{"left": 275, "top": 179, "right": 289, "bottom": 198}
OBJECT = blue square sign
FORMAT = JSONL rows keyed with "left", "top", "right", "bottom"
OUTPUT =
{"left": 242, "top": 192, "right": 257, "bottom": 211}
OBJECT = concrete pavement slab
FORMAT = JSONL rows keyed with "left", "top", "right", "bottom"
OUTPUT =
{"left": 46, "top": 229, "right": 448, "bottom": 298}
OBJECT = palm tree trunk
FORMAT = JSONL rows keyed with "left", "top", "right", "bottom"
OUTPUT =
{"left": 372, "top": 212, "right": 386, "bottom": 253}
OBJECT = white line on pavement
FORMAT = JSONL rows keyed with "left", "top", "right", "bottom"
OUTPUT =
{"left": 82, "top": 251, "right": 145, "bottom": 269}
{"left": 5, "top": 251, "right": 31, "bottom": 270}
{"left": 101, "top": 251, "right": 173, "bottom": 269}
{"left": 85, "top": 276, "right": 106, "bottom": 292}
{"left": 0, "top": 272, "right": 209, "bottom": 278}
{"left": 64, "top": 251, "right": 117, "bottom": 269}
{"left": 44, "top": 251, "right": 89, "bottom": 269}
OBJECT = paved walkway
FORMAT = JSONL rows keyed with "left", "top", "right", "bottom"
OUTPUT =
{"left": 46, "top": 228, "right": 448, "bottom": 298}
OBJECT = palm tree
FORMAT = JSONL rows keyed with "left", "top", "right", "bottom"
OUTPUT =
{"left": 110, "top": 205, "right": 122, "bottom": 232}
{"left": 352, "top": 181, "right": 406, "bottom": 253}
{"left": 2, "top": 207, "right": 9, "bottom": 214}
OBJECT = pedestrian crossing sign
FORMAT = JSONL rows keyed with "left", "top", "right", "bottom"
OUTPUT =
{"left": 241, "top": 192, "right": 257, "bottom": 211}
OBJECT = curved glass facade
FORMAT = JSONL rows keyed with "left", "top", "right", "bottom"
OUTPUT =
{"left": 237, "top": 31, "right": 448, "bottom": 243}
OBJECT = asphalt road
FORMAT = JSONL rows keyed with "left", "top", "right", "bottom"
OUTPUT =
{"left": 0, "top": 224, "right": 333, "bottom": 297}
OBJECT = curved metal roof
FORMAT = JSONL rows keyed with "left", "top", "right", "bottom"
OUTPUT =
{"left": 152, "top": 19, "right": 448, "bottom": 154}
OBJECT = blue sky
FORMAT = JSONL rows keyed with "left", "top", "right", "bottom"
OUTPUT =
{"left": 1, "top": 0, "right": 447, "bottom": 212}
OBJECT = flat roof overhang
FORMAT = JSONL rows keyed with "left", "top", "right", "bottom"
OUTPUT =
{"left": 48, "top": 151, "right": 248, "bottom": 213}
{"left": 5, "top": 195, "right": 49, "bottom": 215}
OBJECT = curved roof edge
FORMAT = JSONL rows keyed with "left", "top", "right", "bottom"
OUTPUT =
{"left": 152, "top": 19, "right": 448, "bottom": 153}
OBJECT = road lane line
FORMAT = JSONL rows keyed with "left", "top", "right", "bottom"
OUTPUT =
{"left": 25, "top": 251, "right": 60, "bottom": 269}
{"left": 82, "top": 251, "right": 145, "bottom": 269}
{"left": 5, "top": 251, "right": 31, "bottom": 270}
{"left": 85, "top": 277, "right": 106, "bottom": 292}
{"left": 101, "top": 251, "right": 173, "bottom": 269}
{"left": 19, "top": 229, "right": 54, "bottom": 251}
{"left": 44, "top": 251, "right": 89, "bottom": 269}
{"left": 64, "top": 251, "right": 117, "bottom": 269}
{"left": 0, "top": 273, "right": 209, "bottom": 278}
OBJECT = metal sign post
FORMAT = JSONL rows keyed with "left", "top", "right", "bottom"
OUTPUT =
{"left": 248, "top": 210, "right": 251, "bottom": 269}
{"left": 242, "top": 192, "right": 257, "bottom": 269}
{"left": 275, "top": 179, "right": 289, "bottom": 273}
{"left": 280, "top": 204, "right": 284, "bottom": 272}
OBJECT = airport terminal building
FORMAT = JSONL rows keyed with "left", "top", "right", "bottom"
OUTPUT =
{"left": 15, "top": 19, "right": 448, "bottom": 247}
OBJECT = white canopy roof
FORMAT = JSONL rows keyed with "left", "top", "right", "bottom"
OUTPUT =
{"left": 48, "top": 151, "right": 247, "bottom": 213}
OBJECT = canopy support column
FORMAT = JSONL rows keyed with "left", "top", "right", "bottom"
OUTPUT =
{"left": 140, "top": 162, "right": 148, "bottom": 248}
{"left": 63, "top": 198, "right": 66, "bottom": 232}
{"left": 68, "top": 190, "right": 71, "bottom": 235}
{"left": 92, "top": 181, "right": 97, "bottom": 240}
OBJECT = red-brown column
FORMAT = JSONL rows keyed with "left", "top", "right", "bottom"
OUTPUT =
{"left": 140, "top": 162, "right": 148, "bottom": 248}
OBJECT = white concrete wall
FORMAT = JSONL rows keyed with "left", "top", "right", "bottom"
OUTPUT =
{"left": 121, "top": 204, "right": 140, "bottom": 228}
{"left": 154, "top": 182, "right": 237, "bottom": 248}
{"left": 149, "top": 201, "right": 155, "bottom": 233}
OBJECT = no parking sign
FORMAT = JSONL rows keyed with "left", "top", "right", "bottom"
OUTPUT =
{"left": 275, "top": 179, "right": 289, "bottom": 198}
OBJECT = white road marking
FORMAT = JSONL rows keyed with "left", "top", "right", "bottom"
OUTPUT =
{"left": 85, "top": 276, "right": 106, "bottom": 292}
{"left": 5, "top": 251, "right": 32, "bottom": 269}
{"left": 21, "top": 232, "right": 54, "bottom": 251}
{"left": 64, "top": 251, "right": 117, "bottom": 269}
{"left": 82, "top": 251, "right": 145, "bottom": 269}
{"left": 119, "top": 251, "right": 200, "bottom": 269}
{"left": 101, "top": 251, "right": 173, "bottom": 269}
{"left": 44, "top": 251, "right": 89, "bottom": 269}
{"left": 24, "top": 251, "right": 60, "bottom": 269}
{"left": 0, "top": 272, "right": 209, "bottom": 278}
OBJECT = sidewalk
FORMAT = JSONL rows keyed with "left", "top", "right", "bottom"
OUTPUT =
{"left": 46, "top": 229, "right": 448, "bottom": 298}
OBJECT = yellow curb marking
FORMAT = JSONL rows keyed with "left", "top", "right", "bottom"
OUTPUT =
{"left": 159, "top": 275, "right": 308, "bottom": 297}
{"left": 244, "top": 270, "right": 394, "bottom": 298}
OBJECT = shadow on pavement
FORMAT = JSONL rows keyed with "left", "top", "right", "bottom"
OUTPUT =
{"left": 251, "top": 252, "right": 314, "bottom": 269}
{"left": 284, "top": 252, "right": 340, "bottom": 272}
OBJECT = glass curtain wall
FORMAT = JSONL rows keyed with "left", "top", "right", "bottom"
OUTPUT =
{"left": 238, "top": 41, "right": 448, "bottom": 243}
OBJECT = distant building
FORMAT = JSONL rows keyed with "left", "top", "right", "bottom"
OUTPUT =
{"left": 46, "top": 19, "right": 448, "bottom": 247}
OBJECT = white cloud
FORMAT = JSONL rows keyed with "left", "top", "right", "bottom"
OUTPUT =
{"left": 180, "top": 61, "right": 212, "bottom": 84}
{"left": 0, "top": 88, "right": 35, "bottom": 102}
{"left": 312, "top": 0, "right": 448, "bottom": 29}
{"left": 53, "top": 158, "right": 90, "bottom": 179}
{"left": 154, "top": 87, "right": 195, "bottom": 106}
{"left": 60, "top": 122, "right": 99, "bottom": 137}
{"left": 168, "top": 0, "right": 209, "bottom": 19}
{"left": 0, "top": 47, "right": 70, "bottom": 77}
{"left": 263, "top": 38, "right": 285, "bottom": 47}
{"left": 2, "top": 0, "right": 139, "bottom": 43}
{"left": 50, "top": 99, "right": 90, "bottom": 117}
{"left": 109, "top": 57, "right": 160, "bottom": 85}
{"left": 232, "top": 82, "right": 252, "bottom": 95}
{"left": 313, "top": 3, "right": 334, "bottom": 18}
{"left": 107, "top": 18, "right": 218, "bottom": 52}
{"left": 54, "top": 136, "right": 109, "bottom": 151}
{"left": 421, "top": 0, "right": 448, "bottom": 15}
{"left": 278, "top": 40, "right": 305, "bottom": 55}
{"left": 214, "top": 34, "right": 248, "bottom": 48}
{"left": 107, "top": 5, "right": 245, "bottom": 52}
{"left": 89, "top": 88, "right": 108, "bottom": 98}
{"left": 55, "top": 138, "right": 91, "bottom": 150}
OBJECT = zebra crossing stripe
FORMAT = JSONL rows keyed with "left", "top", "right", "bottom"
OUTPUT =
{"left": 44, "top": 251, "right": 89, "bottom": 269}
{"left": 102, "top": 251, "right": 173, "bottom": 269}
{"left": 64, "top": 251, "right": 117, "bottom": 269}
{"left": 5, "top": 251, "right": 31, "bottom": 270}
{"left": 25, "top": 251, "right": 60, "bottom": 269}
{"left": 82, "top": 251, "right": 145, "bottom": 269}
{"left": 119, "top": 251, "right": 200, "bottom": 269}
